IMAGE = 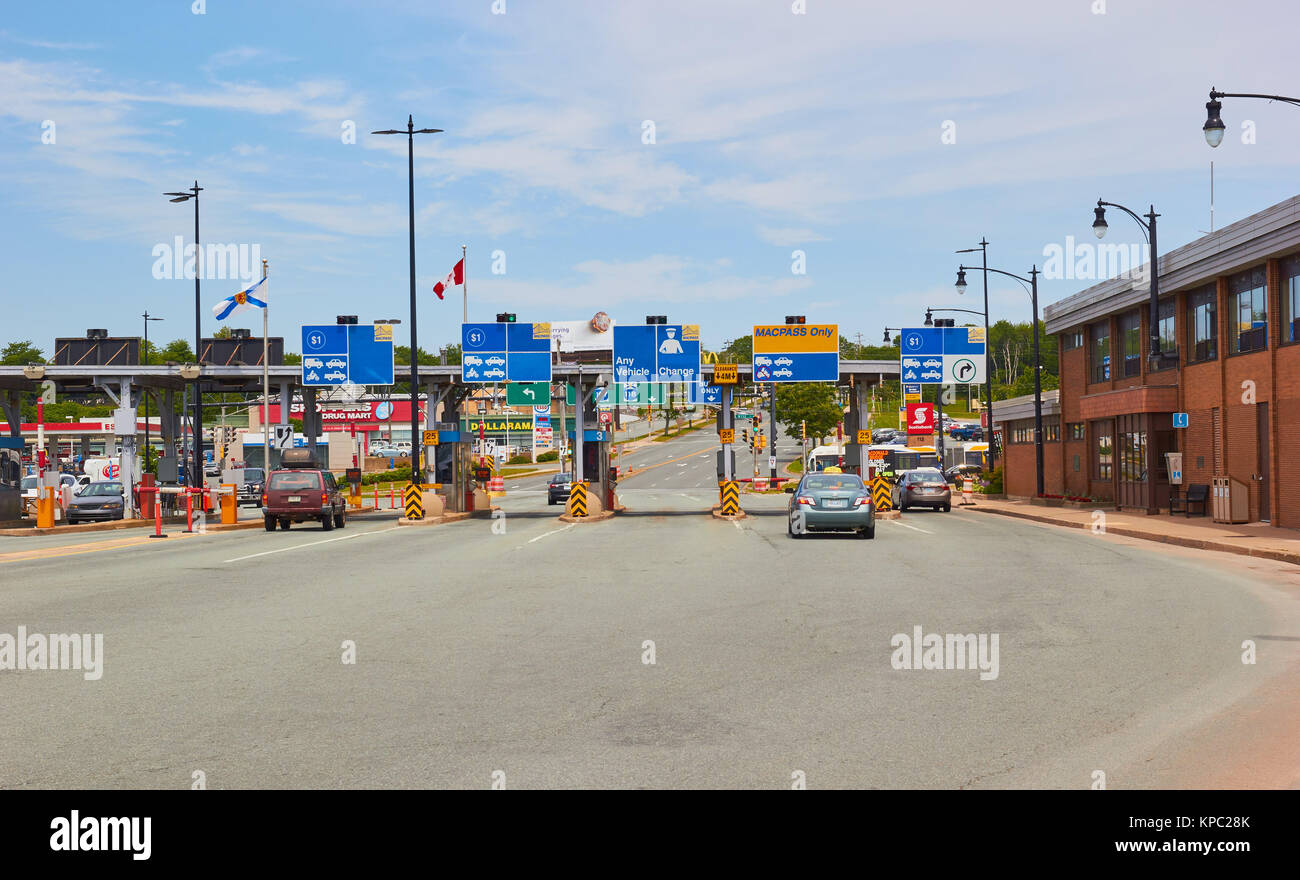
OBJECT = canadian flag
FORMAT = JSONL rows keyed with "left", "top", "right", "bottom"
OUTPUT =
{"left": 432, "top": 258, "right": 464, "bottom": 300}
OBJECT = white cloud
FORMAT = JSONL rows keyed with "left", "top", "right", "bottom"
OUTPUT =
{"left": 757, "top": 226, "right": 829, "bottom": 246}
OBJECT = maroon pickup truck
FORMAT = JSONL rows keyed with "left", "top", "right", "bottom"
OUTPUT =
{"left": 261, "top": 449, "right": 346, "bottom": 531}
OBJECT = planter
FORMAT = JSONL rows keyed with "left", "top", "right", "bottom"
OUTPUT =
{"left": 1032, "top": 497, "right": 1066, "bottom": 508}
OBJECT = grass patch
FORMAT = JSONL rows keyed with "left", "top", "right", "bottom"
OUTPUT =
{"left": 651, "top": 419, "right": 715, "bottom": 442}
{"left": 786, "top": 458, "right": 804, "bottom": 474}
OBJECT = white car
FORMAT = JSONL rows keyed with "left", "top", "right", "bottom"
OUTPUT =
{"left": 775, "top": 357, "right": 793, "bottom": 366}
{"left": 326, "top": 358, "right": 346, "bottom": 369}
{"left": 923, "top": 358, "right": 942, "bottom": 368}
{"left": 484, "top": 368, "right": 505, "bottom": 379}
{"left": 324, "top": 370, "right": 346, "bottom": 381}
{"left": 486, "top": 356, "right": 505, "bottom": 366}
{"left": 921, "top": 370, "right": 942, "bottom": 380}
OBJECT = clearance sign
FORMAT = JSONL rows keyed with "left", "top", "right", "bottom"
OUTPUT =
{"left": 752, "top": 324, "right": 839, "bottom": 382}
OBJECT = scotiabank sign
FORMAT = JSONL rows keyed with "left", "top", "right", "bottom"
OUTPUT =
{"left": 906, "top": 402, "right": 935, "bottom": 435}
{"left": 263, "top": 400, "right": 424, "bottom": 432}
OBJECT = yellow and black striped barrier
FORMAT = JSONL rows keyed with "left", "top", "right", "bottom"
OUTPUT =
{"left": 720, "top": 481, "right": 740, "bottom": 516}
{"left": 871, "top": 475, "right": 893, "bottom": 512}
{"left": 403, "top": 482, "right": 424, "bottom": 520}
{"left": 567, "top": 481, "right": 589, "bottom": 517}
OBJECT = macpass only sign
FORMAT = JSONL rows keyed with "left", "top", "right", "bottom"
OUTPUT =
{"left": 752, "top": 324, "right": 838, "bottom": 382}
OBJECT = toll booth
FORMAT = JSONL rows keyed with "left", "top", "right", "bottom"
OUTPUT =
{"left": 571, "top": 429, "right": 613, "bottom": 511}
{"left": 0, "top": 438, "right": 22, "bottom": 521}
{"left": 428, "top": 429, "right": 471, "bottom": 513}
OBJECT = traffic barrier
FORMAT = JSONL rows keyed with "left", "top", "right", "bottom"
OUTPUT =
{"left": 720, "top": 481, "right": 740, "bottom": 515}
{"left": 36, "top": 487, "right": 55, "bottom": 528}
{"left": 754, "top": 476, "right": 769, "bottom": 491}
{"left": 488, "top": 475, "right": 504, "bottom": 492}
{"left": 871, "top": 475, "right": 893, "bottom": 512}
{"left": 184, "top": 489, "right": 196, "bottom": 533}
{"left": 403, "top": 482, "right": 424, "bottom": 520}
{"left": 962, "top": 477, "right": 974, "bottom": 505}
{"left": 149, "top": 487, "right": 167, "bottom": 538}
{"left": 567, "top": 481, "right": 589, "bottom": 517}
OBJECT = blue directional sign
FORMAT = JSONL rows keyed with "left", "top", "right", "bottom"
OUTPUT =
{"left": 612, "top": 324, "right": 700, "bottom": 384}
{"left": 301, "top": 324, "right": 395, "bottom": 386}
{"left": 899, "top": 326, "right": 986, "bottom": 385}
{"left": 568, "top": 429, "right": 609, "bottom": 442}
{"left": 461, "top": 322, "right": 552, "bottom": 383}
{"left": 687, "top": 380, "right": 723, "bottom": 405}
{"left": 752, "top": 323, "right": 839, "bottom": 383}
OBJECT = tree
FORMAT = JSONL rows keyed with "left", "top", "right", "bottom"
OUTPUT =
{"left": 840, "top": 338, "right": 901, "bottom": 360}
{"left": 1, "top": 340, "right": 44, "bottom": 365}
{"left": 158, "top": 339, "right": 196, "bottom": 363}
{"left": 775, "top": 383, "right": 843, "bottom": 445}
{"left": 282, "top": 352, "right": 303, "bottom": 366}
{"left": 720, "top": 336, "right": 752, "bottom": 364}
{"left": 212, "top": 326, "right": 234, "bottom": 339}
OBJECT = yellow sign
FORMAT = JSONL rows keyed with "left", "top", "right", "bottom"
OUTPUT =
{"left": 373, "top": 324, "right": 394, "bottom": 342}
{"left": 682, "top": 325, "right": 699, "bottom": 341}
{"left": 868, "top": 449, "right": 889, "bottom": 460}
{"left": 857, "top": 429, "right": 871, "bottom": 445}
{"left": 720, "top": 428, "right": 735, "bottom": 444}
{"left": 532, "top": 322, "right": 551, "bottom": 340}
{"left": 752, "top": 324, "right": 838, "bottom": 354}
{"left": 713, "top": 363, "right": 738, "bottom": 384}
{"left": 967, "top": 327, "right": 986, "bottom": 343}
{"left": 423, "top": 430, "right": 439, "bottom": 445}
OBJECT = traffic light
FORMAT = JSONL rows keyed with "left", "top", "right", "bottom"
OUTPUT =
{"left": 784, "top": 315, "right": 805, "bottom": 325}
{"left": 742, "top": 429, "right": 749, "bottom": 444}
{"left": 645, "top": 315, "right": 667, "bottom": 324}
{"left": 495, "top": 313, "right": 516, "bottom": 323}
{"left": 336, "top": 315, "right": 358, "bottom": 324}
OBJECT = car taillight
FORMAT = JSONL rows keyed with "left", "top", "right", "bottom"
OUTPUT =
{"left": 796, "top": 496, "right": 815, "bottom": 506}
{"left": 321, "top": 492, "right": 329, "bottom": 505}
{"left": 853, "top": 496, "right": 868, "bottom": 507}
{"left": 261, "top": 493, "right": 267, "bottom": 506}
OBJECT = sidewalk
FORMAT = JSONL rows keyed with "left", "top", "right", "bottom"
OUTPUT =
{"left": 965, "top": 497, "right": 1300, "bottom": 566}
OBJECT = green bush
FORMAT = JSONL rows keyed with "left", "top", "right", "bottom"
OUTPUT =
{"left": 537, "top": 450, "right": 559, "bottom": 462}
{"left": 979, "top": 467, "right": 1003, "bottom": 494}
{"left": 507, "top": 454, "right": 532, "bottom": 465}
{"left": 361, "top": 466, "right": 412, "bottom": 486}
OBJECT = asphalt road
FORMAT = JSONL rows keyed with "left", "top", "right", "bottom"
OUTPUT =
{"left": 2, "top": 426, "right": 1298, "bottom": 789}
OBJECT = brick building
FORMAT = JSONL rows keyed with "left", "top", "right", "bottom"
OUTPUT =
{"left": 993, "top": 194, "right": 1300, "bottom": 527}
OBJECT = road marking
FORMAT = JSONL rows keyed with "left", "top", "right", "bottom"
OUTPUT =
{"left": 526, "top": 523, "right": 577, "bottom": 544}
{"left": 222, "top": 526, "right": 400, "bottom": 563}
{"left": 888, "top": 519, "right": 934, "bottom": 534}
{"left": 0, "top": 531, "right": 200, "bottom": 564}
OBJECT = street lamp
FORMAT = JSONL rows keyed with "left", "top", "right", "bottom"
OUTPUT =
{"left": 955, "top": 262, "right": 1043, "bottom": 496}
{"left": 1203, "top": 87, "right": 1300, "bottom": 147}
{"left": 1091, "top": 199, "right": 1169, "bottom": 369}
{"left": 882, "top": 327, "right": 901, "bottom": 344}
{"left": 163, "top": 182, "right": 203, "bottom": 488}
{"left": 955, "top": 238, "right": 996, "bottom": 473}
{"left": 372, "top": 116, "right": 443, "bottom": 488}
{"left": 141, "top": 311, "right": 163, "bottom": 473}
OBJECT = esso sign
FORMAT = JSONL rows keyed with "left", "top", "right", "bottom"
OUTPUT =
{"left": 906, "top": 402, "right": 935, "bottom": 435}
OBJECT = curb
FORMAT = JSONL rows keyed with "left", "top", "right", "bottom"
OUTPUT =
{"left": 558, "top": 510, "right": 616, "bottom": 524}
{"left": 875, "top": 510, "right": 901, "bottom": 520}
{"left": 967, "top": 505, "right": 1300, "bottom": 567}
{"left": 710, "top": 507, "right": 748, "bottom": 521}
{"left": 394, "top": 511, "right": 472, "bottom": 527}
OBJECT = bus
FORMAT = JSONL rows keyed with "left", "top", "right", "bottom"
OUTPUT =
{"left": 868, "top": 444, "right": 940, "bottom": 474}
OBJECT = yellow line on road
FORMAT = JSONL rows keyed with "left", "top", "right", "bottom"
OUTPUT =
{"left": 622, "top": 446, "right": 714, "bottom": 480}
{"left": 0, "top": 531, "right": 200, "bottom": 564}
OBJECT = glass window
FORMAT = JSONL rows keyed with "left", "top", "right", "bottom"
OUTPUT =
{"left": 1090, "top": 321, "right": 1111, "bottom": 383}
{"left": 1282, "top": 255, "right": 1300, "bottom": 343}
{"left": 1069, "top": 423, "right": 1085, "bottom": 441}
{"left": 1094, "top": 426, "right": 1112, "bottom": 481}
{"left": 1186, "top": 284, "right": 1217, "bottom": 362}
{"left": 1062, "top": 330, "right": 1084, "bottom": 351}
{"left": 268, "top": 472, "right": 321, "bottom": 491}
{"left": 1119, "top": 311, "right": 1141, "bottom": 376}
{"left": 1155, "top": 299, "right": 1177, "bottom": 364}
{"left": 1230, "top": 266, "right": 1267, "bottom": 353}
{"left": 1118, "top": 429, "right": 1147, "bottom": 483}
{"left": 1043, "top": 423, "right": 1060, "bottom": 443}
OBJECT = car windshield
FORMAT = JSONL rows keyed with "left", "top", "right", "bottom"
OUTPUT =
{"left": 551, "top": 474, "right": 571, "bottom": 484}
{"left": 81, "top": 482, "right": 123, "bottom": 496}
{"left": 803, "top": 475, "right": 865, "bottom": 491}
{"left": 245, "top": 469, "right": 265, "bottom": 481}
{"left": 269, "top": 472, "right": 321, "bottom": 491}
{"left": 908, "top": 470, "right": 945, "bottom": 483}
{"left": 21, "top": 476, "right": 38, "bottom": 490}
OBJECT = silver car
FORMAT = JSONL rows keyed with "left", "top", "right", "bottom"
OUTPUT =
{"left": 786, "top": 472, "right": 875, "bottom": 539}
{"left": 66, "top": 481, "right": 126, "bottom": 523}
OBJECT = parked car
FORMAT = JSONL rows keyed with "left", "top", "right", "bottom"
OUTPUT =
{"left": 65, "top": 481, "right": 126, "bottom": 523}
{"left": 944, "top": 464, "right": 983, "bottom": 485}
{"left": 547, "top": 473, "right": 573, "bottom": 505}
{"left": 260, "top": 449, "right": 346, "bottom": 531}
{"left": 785, "top": 471, "right": 875, "bottom": 538}
{"left": 237, "top": 468, "right": 266, "bottom": 506}
{"left": 893, "top": 467, "right": 952, "bottom": 512}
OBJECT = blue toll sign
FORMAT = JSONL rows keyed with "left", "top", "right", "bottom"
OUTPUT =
{"left": 461, "top": 322, "right": 553, "bottom": 383}
{"left": 612, "top": 324, "right": 700, "bottom": 384}
{"left": 301, "top": 324, "right": 394, "bottom": 386}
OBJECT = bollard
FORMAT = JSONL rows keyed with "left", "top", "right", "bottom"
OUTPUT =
{"left": 390, "top": 486, "right": 396, "bottom": 509}
{"left": 36, "top": 487, "right": 55, "bottom": 529}
{"left": 184, "top": 489, "right": 196, "bottom": 533}
{"left": 374, "top": 485, "right": 379, "bottom": 510}
{"left": 220, "top": 484, "right": 237, "bottom": 525}
{"left": 962, "top": 477, "right": 974, "bottom": 505}
{"left": 149, "top": 488, "right": 168, "bottom": 538}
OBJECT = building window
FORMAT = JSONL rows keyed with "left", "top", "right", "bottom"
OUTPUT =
{"left": 1043, "top": 422, "right": 1060, "bottom": 442}
{"left": 1094, "top": 426, "right": 1112, "bottom": 481}
{"left": 1069, "top": 423, "right": 1085, "bottom": 441}
{"left": 1062, "top": 329, "right": 1084, "bottom": 351}
{"left": 1154, "top": 298, "right": 1177, "bottom": 366}
{"left": 1090, "top": 320, "right": 1111, "bottom": 383}
{"left": 1012, "top": 425, "right": 1033, "bottom": 444}
{"left": 1186, "top": 284, "right": 1217, "bottom": 362}
{"left": 1119, "top": 311, "right": 1141, "bottom": 376}
{"left": 1282, "top": 255, "right": 1300, "bottom": 343}
{"left": 1118, "top": 427, "right": 1147, "bottom": 483}
{"left": 1230, "top": 266, "right": 1267, "bottom": 353}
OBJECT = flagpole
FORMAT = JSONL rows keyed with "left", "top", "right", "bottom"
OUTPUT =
{"left": 462, "top": 244, "right": 467, "bottom": 323}
{"left": 261, "top": 259, "right": 270, "bottom": 469}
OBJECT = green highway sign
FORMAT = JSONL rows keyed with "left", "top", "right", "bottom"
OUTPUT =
{"left": 506, "top": 382, "right": 550, "bottom": 406}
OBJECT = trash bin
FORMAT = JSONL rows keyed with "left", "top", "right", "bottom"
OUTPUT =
{"left": 1212, "top": 476, "right": 1250, "bottom": 523}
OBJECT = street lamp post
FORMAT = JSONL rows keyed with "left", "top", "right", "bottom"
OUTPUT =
{"left": 956, "top": 263, "right": 1043, "bottom": 495}
{"left": 372, "top": 117, "right": 443, "bottom": 490}
{"left": 1203, "top": 88, "right": 1300, "bottom": 147}
{"left": 163, "top": 182, "right": 203, "bottom": 488}
{"left": 141, "top": 312, "right": 163, "bottom": 474}
{"left": 1091, "top": 199, "right": 1167, "bottom": 370}
{"left": 955, "top": 239, "right": 995, "bottom": 471}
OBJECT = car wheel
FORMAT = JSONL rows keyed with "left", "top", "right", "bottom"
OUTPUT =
{"left": 321, "top": 513, "right": 335, "bottom": 531}
{"left": 861, "top": 524, "right": 875, "bottom": 539}
{"left": 264, "top": 515, "right": 276, "bottom": 531}
{"left": 787, "top": 520, "right": 802, "bottom": 539}
{"left": 548, "top": 498, "right": 555, "bottom": 505}
{"left": 942, "top": 503, "right": 951, "bottom": 512}
{"left": 279, "top": 519, "right": 290, "bottom": 530}
{"left": 334, "top": 512, "right": 345, "bottom": 529}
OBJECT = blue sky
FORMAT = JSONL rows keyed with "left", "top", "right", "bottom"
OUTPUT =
{"left": 2, "top": 0, "right": 1299, "bottom": 355}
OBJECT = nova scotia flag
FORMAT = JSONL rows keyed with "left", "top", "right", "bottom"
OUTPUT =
{"left": 212, "top": 276, "right": 268, "bottom": 321}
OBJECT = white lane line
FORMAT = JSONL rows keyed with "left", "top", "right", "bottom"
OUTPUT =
{"left": 527, "top": 523, "right": 577, "bottom": 544}
{"left": 223, "top": 526, "right": 401, "bottom": 563}
{"left": 888, "top": 519, "right": 934, "bottom": 534}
